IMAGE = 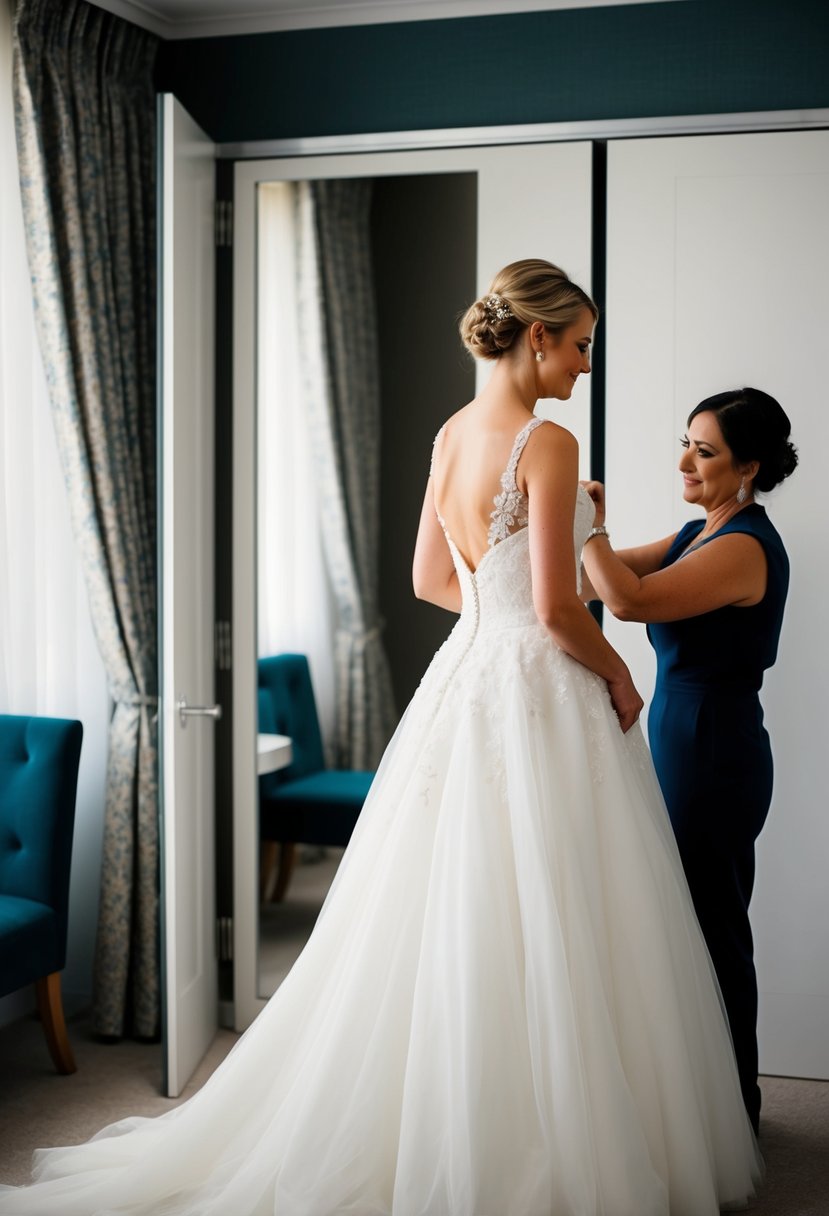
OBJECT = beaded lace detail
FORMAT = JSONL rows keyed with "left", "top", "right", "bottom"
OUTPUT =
{"left": 487, "top": 416, "right": 544, "bottom": 547}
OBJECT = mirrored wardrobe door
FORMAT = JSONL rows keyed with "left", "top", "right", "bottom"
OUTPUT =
{"left": 233, "top": 140, "right": 595, "bottom": 1031}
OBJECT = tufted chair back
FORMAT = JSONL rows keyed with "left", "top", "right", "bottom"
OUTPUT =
{"left": 0, "top": 714, "right": 83, "bottom": 965}
{"left": 257, "top": 655, "right": 325, "bottom": 798}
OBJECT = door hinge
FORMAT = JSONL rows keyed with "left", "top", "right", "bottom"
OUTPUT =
{"left": 216, "top": 915, "right": 233, "bottom": 962}
{"left": 215, "top": 199, "right": 233, "bottom": 247}
{"left": 215, "top": 619, "right": 232, "bottom": 671}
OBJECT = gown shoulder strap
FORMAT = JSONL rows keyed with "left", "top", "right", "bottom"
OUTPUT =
{"left": 487, "top": 417, "right": 545, "bottom": 547}
{"left": 501, "top": 416, "right": 544, "bottom": 494}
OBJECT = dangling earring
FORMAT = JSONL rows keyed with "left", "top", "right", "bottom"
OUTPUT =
{"left": 535, "top": 350, "right": 544, "bottom": 362}
{"left": 736, "top": 476, "right": 748, "bottom": 504}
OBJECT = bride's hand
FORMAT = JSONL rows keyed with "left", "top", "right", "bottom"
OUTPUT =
{"left": 606, "top": 671, "right": 644, "bottom": 734}
{"left": 579, "top": 479, "right": 606, "bottom": 527}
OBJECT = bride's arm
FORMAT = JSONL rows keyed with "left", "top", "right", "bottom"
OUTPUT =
{"left": 412, "top": 479, "right": 462, "bottom": 613}
{"left": 524, "top": 426, "right": 642, "bottom": 732}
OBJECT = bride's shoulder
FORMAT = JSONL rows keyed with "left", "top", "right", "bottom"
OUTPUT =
{"left": 432, "top": 403, "right": 474, "bottom": 443}
{"left": 527, "top": 418, "right": 579, "bottom": 457}
{"left": 429, "top": 405, "right": 472, "bottom": 473}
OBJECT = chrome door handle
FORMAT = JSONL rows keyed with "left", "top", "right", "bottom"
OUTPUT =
{"left": 176, "top": 696, "right": 222, "bottom": 728}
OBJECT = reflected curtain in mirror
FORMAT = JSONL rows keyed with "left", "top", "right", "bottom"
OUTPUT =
{"left": 291, "top": 179, "right": 396, "bottom": 768}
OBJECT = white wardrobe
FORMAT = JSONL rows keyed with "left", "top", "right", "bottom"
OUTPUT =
{"left": 229, "top": 126, "right": 829, "bottom": 1083}
{"left": 604, "top": 129, "right": 829, "bottom": 1080}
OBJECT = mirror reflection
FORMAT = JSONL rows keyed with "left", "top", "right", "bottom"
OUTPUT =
{"left": 255, "top": 173, "right": 477, "bottom": 996}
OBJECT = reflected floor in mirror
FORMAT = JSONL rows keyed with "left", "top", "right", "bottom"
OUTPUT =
{"left": 258, "top": 846, "right": 346, "bottom": 998}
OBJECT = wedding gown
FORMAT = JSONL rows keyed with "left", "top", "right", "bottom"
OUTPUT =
{"left": 0, "top": 417, "right": 763, "bottom": 1216}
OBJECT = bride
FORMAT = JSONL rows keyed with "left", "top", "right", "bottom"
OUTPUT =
{"left": 0, "top": 259, "right": 762, "bottom": 1215}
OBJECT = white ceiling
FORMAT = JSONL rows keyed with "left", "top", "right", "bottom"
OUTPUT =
{"left": 88, "top": 0, "right": 687, "bottom": 40}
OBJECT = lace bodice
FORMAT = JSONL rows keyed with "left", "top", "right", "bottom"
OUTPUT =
{"left": 431, "top": 417, "right": 595, "bottom": 633}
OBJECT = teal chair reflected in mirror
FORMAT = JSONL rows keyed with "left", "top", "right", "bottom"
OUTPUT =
{"left": 257, "top": 654, "right": 374, "bottom": 902}
{"left": 0, "top": 713, "right": 83, "bottom": 1073}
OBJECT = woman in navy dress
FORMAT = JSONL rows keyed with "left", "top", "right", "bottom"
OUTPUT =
{"left": 581, "top": 387, "right": 797, "bottom": 1135}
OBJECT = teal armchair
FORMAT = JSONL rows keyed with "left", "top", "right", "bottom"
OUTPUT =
{"left": 0, "top": 713, "right": 83, "bottom": 1073}
{"left": 258, "top": 654, "right": 373, "bottom": 901}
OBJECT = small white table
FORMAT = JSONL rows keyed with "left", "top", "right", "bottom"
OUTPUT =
{"left": 257, "top": 733, "right": 292, "bottom": 775}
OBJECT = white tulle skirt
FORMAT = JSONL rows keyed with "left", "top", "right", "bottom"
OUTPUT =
{"left": 0, "top": 621, "right": 763, "bottom": 1215}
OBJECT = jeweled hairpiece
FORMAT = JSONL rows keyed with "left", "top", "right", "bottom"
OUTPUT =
{"left": 485, "top": 293, "right": 513, "bottom": 322}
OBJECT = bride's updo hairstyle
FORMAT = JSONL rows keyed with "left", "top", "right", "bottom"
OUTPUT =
{"left": 459, "top": 259, "right": 598, "bottom": 361}
{"left": 688, "top": 387, "right": 798, "bottom": 493}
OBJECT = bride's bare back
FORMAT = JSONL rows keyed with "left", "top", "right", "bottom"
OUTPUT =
{"left": 431, "top": 404, "right": 541, "bottom": 574}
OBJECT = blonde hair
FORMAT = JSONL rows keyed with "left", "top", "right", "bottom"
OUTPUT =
{"left": 459, "top": 259, "right": 597, "bottom": 361}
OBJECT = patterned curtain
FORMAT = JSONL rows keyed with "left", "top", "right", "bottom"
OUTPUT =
{"left": 13, "top": 0, "right": 160, "bottom": 1038}
{"left": 296, "top": 180, "right": 397, "bottom": 769}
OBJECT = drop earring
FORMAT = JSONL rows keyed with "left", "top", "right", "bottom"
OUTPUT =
{"left": 736, "top": 476, "right": 748, "bottom": 504}
{"left": 535, "top": 350, "right": 544, "bottom": 362}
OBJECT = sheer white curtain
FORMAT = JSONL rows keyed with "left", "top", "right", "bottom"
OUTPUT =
{"left": 0, "top": 0, "right": 108, "bottom": 1025}
{"left": 257, "top": 182, "right": 337, "bottom": 755}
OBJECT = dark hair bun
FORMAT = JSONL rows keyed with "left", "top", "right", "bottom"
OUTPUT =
{"left": 755, "top": 437, "right": 798, "bottom": 492}
{"left": 744, "top": 387, "right": 798, "bottom": 491}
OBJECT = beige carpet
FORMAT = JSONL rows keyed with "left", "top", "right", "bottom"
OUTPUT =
{"left": 0, "top": 1012, "right": 238, "bottom": 1186}
{"left": 2, "top": 846, "right": 827, "bottom": 1211}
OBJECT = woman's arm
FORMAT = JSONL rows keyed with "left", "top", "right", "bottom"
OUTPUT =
{"left": 582, "top": 530, "right": 768, "bottom": 623}
{"left": 412, "top": 479, "right": 462, "bottom": 613}
{"left": 580, "top": 536, "right": 675, "bottom": 603}
{"left": 525, "top": 427, "right": 643, "bottom": 732}
{"left": 614, "top": 537, "right": 678, "bottom": 579}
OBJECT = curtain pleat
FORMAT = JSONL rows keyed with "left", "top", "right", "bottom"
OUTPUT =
{"left": 13, "top": 0, "right": 160, "bottom": 1037}
{"left": 296, "top": 180, "right": 397, "bottom": 769}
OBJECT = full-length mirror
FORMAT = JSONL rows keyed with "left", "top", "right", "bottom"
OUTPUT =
{"left": 233, "top": 141, "right": 596, "bottom": 1029}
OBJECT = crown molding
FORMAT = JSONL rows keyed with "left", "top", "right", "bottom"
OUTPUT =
{"left": 88, "top": 0, "right": 687, "bottom": 41}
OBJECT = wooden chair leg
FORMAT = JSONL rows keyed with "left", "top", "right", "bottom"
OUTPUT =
{"left": 35, "top": 972, "right": 77, "bottom": 1075}
{"left": 272, "top": 841, "right": 298, "bottom": 903}
{"left": 259, "top": 839, "right": 279, "bottom": 902}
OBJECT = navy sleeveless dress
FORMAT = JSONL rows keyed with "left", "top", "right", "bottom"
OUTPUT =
{"left": 647, "top": 504, "right": 789, "bottom": 1133}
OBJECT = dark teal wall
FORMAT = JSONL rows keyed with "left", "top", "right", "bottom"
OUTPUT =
{"left": 156, "top": 0, "right": 829, "bottom": 144}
